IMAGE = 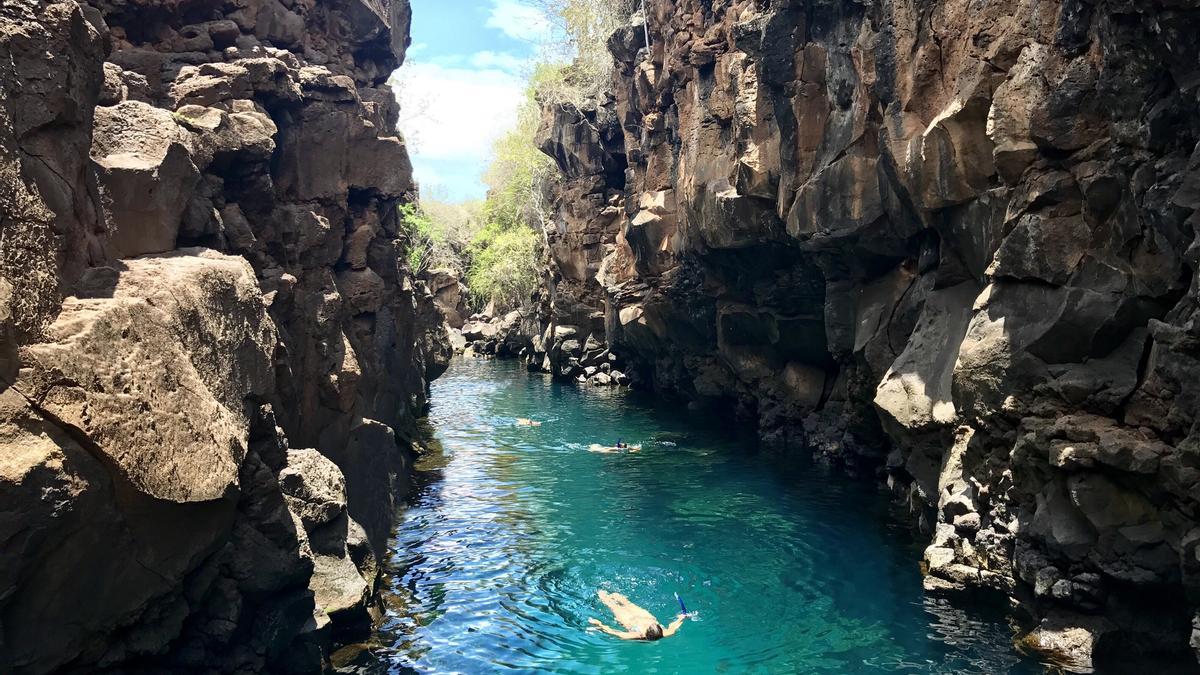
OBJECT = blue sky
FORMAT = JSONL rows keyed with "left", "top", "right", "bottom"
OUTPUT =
{"left": 390, "top": 1, "right": 555, "bottom": 202}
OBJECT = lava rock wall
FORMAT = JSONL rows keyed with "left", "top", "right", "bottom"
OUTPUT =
{"left": 537, "top": 0, "right": 1200, "bottom": 668}
{"left": 0, "top": 0, "right": 447, "bottom": 672}
{"left": 529, "top": 98, "right": 635, "bottom": 384}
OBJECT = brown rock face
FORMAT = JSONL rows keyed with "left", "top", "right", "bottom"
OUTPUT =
{"left": 537, "top": 0, "right": 1200, "bottom": 668}
{"left": 91, "top": 102, "right": 201, "bottom": 258}
{"left": 16, "top": 251, "right": 275, "bottom": 503}
{"left": 424, "top": 268, "right": 468, "bottom": 329}
{"left": 0, "top": 0, "right": 445, "bottom": 671}
{"left": 529, "top": 99, "right": 630, "bottom": 380}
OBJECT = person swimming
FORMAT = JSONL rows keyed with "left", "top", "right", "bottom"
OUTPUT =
{"left": 516, "top": 418, "right": 542, "bottom": 426}
{"left": 588, "top": 442, "right": 641, "bottom": 453}
{"left": 588, "top": 590, "right": 685, "bottom": 641}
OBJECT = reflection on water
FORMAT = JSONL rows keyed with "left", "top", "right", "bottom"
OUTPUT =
{"left": 339, "top": 358, "right": 1046, "bottom": 674}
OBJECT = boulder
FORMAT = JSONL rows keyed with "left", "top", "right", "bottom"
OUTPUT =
{"left": 875, "top": 282, "right": 979, "bottom": 431}
{"left": 174, "top": 102, "right": 277, "bottom": 168}
{"left": 279, "top": 449, "right": 348, "bottom": 531}
{"left": 462, "top": 319, "right": 500, "bottom": 342}
{"left": 14, "top": 250, "right": 276, "bottom": 502}
{"left": 309, "top": 546, "right": 370, "bottom": 625}
{"left": 0, "top": 249, "right": 275, "bottom": 671}
{"left": 170, "top": 59, "right": 300, "bottom": 108}
{"left": 91, "top": 102, "right": 201, "bottom": 258}
{"left": 274, "top": 101, "right": 412, "bottom": 200}
{"left": 335, "top": 268, "right": 387, "bottom": 315}
{"left": 0, "top": 387, "right": 232, "bottom": 673}
{"left": 423, "top": 269, "right": 468, "bottom": 328}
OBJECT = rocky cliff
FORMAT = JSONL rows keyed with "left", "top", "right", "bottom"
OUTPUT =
{"left": 536, "top": 0, "right": 1200, "bottom": 669}
{"left": 0, "top": 0, "right": 447, "bottom": 672}
{"left": 530, "top": 99, "right": 636, "bottom": 385}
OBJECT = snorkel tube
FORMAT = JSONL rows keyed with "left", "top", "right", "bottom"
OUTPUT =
{"left": 674, "top": 592, "right": 689, "bottom": 616}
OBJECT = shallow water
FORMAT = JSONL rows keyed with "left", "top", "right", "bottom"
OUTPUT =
{"left": 348, "top": 358, "right": 1044, "bottom": 674}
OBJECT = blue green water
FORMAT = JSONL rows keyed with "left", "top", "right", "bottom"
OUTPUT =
{"left": 352, "top": 358, "right": 1043, "bottom": 674}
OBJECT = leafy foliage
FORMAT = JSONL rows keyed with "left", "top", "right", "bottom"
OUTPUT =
{"left": 466, "top": 223, "right": 543, "bottom": 309}
{"left": 400, "top": 1, "right": 639, "bottom": 311}
{"left": 465, "top": 81, "right": 556, "bottom": 310}
{"left": 532, "top": 0, "right": 638, "bottom": 105}
{"left": 483, "top": 79, "right": 558, "bottom": 233}
{"left": 399, "top": 203, "right": 434, "bottom": 274}
{"left": 399, "top": 202, "right": 480, "bottom": 276}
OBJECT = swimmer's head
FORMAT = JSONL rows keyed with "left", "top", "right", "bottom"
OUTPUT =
{"left": 643, "top": 623, "right": 664, "bottom": 641}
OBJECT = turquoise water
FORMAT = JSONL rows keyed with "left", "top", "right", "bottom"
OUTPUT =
{"left": 350, "top": 358, "right": 1042, "bottom": 674}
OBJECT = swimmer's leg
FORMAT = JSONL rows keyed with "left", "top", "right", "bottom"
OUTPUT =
{"left": 597, "top": 590, "right": 617, "bottom": 610}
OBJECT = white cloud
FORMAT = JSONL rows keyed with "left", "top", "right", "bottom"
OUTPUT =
{"left": 470, "top": 50, "right": 527, "bottom": 73}
{"left": 407, "top": 42, "right": 429, "bottom": 57}
{"left": 428, "top": 54, "right": 467, "bottom": 67}
{"left": 390, "top": 62, "right": 525, "bottom": 194}
{"left": 486, "top": 0, "right": 553, "bottom": 43}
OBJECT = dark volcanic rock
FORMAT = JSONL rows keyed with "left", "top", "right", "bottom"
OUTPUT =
{"left": 0, "top": 0, "right": 445, "bottom": 672}
{"left": 527, "top": 97, "right": 630, "bottom": 379}
{"left": 535, "top": 0, "right": 1200, "bottom": 669}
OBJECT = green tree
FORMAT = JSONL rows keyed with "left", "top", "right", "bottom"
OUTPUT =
{"left": 463, "top": 76, "right": 559, "bottom": 311}
{"left": 398, "top": 202, "right": 481, "bottom": 275}
{"left": 398, "top": 203, "right": 437, "bottom": 275}
{"left": 466, "top": 224, "right": 543, "bottom": 309}
{"left": 482, "top": 76, "right": 558, "bottom": 232}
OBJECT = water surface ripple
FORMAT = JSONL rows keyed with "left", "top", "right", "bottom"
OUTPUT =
{"left": 350, "top": 358, "right": 1042, "bottom": 674}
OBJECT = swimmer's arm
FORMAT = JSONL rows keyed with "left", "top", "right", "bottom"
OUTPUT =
{"left": 588, "top": 618, "right": 639, "bottom": 640}
{"left": 662, "top": 615, "right": 686, "bottom": 637}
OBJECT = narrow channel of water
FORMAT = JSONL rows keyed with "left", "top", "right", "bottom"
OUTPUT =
{"left": 344, "top": 358, "right": 1044, "bottom": 674}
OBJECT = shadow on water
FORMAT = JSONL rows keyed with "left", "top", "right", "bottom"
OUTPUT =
{"left": 335, "top": 358, "right": 1053, "bottom": 674}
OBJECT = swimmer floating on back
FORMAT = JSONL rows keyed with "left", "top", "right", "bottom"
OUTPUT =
{"left": 516, "top": 418, "right": 542, "bottom": 426}
{"left": 588, "top": 590, "right": 685, "bottom": 641}
{"left": 588, "top": 438, "right": 640, "bottom": 453}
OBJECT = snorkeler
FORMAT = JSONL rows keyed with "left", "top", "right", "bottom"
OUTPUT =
{"left": 587, "top": 440, "right": 641, "bottom": 453}
{"left": 588, "top": 590, "right": 685, "bottom": 641}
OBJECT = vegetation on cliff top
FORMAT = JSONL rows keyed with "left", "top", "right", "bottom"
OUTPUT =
{"left": 532, "top": 0, "right": 636, "bottom": 105}
{"left": 401, "top": 77, "right": 551, "bottom": 310}
{"left": 399, "top": 201, "right": 480, "bottom": 275}
{"left": 403, "top": 0, "right": 634, "bottom": 312}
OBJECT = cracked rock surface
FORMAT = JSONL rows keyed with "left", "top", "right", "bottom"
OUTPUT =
{"left": 0, "top": 0, "right": 447, "bottom": 671}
